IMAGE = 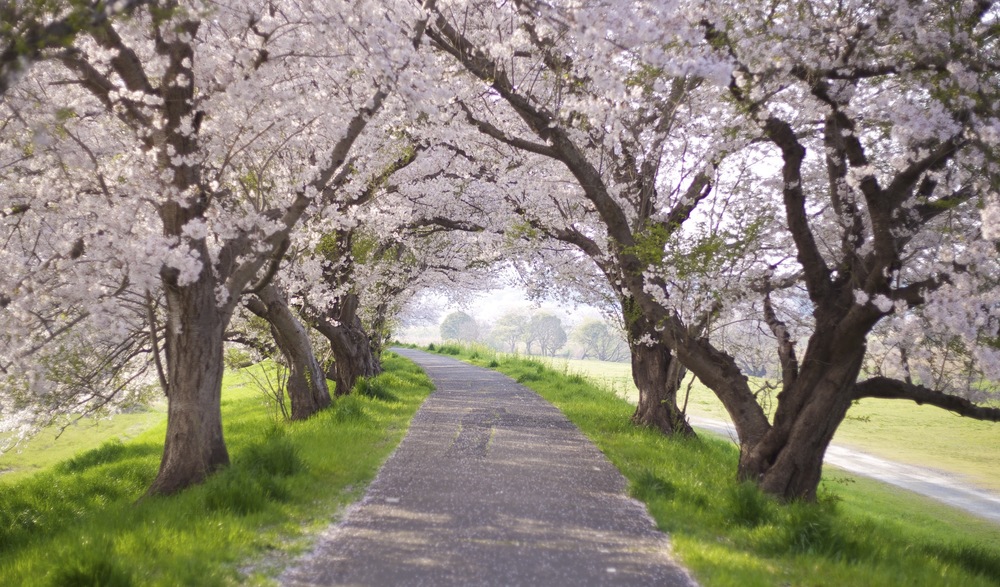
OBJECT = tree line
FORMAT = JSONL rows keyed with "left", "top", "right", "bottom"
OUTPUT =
{"left": 438, "top": 309, "right": 628, "bottom": 361}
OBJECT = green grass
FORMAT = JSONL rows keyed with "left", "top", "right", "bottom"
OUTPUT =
{"left": 540, "top": 355, "right": 1000, "bottom": 492}
{"left": 0, "top": 406, "right": 167, "bottom": 483}
{"left": 0, "top": 352, "right": 433, "bottom": 586}
{"left": 436, "top": 345, "right": 1000, "bottom": 587}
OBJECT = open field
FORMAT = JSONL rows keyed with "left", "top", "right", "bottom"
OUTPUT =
{"left": 0, "top": 353, "right": 433, "bottom": 586}
{"left": 539, "top": 355, "right": 1000, "bottom": 492}
{"left": 436, "top": 344, "right": 1000, "bottom": 587}
{"left": 1, "top": 404, "right": 167, "bottom": 484}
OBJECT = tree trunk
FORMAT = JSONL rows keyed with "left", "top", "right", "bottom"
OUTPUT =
{"left": 146, "top": 275, "right": 229, "bottom": 496}
{"left": 629, "top": 337, "right": 695, "bottom": 436}
{"left": 312, "top": 294, "right": 380, "bottom": 396}
{"left": 737, "top": 335, "right": 867, "bottom": 501}
{"left": 318, "top": 317, "right": 380, "bottom": 396}
{"left": 246, "top": 285, "right": 331, "bottom": 420}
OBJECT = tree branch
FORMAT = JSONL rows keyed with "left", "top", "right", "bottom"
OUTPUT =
{"left": 853, "top": 377, "right": 1000, "bottom": 421}
{"left": 763, "top": 117, "right": 832, "bottom": 302}
{"left": 457, "top": 101, "right": 557, "bottom": 158}
{"left": 0, "top": 0, "right": 150, "bottom": 95}
{"left": 763, "top": 292, "right": 798, "bottom": 391}
{"left": 145, "top": 291, "right": 169, "bottom": 396}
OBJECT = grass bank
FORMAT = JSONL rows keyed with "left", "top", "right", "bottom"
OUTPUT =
{"left": 0, "top": 352, "right": 433, "bottom": 586}
{"left": 535, "top": 355, "right": 1000, "bottom": 492}
{"left": 429, "top": 343, "right": 1000, "bottom": 587}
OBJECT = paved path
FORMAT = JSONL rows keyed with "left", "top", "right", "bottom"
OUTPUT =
{"left": 281, "top": 349, "right": 696, "bottom": 586}
{"left": 690, "top": 416, "right": 1000, "bottom": 525}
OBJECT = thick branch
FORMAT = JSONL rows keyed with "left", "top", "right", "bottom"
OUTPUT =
{"left": 763, "top": 117, "right": 832, "bottom": 302}
{"left": 0, "top": 0, "right": 150, "bottom": 95}
{"left": 458, "top": 102, "right": 557, "bottom": 158}
{"left": 426, "top": 10, "right": 636, "bottom": 253}
{"left": 853, "top": 377, "right": 1000, "bottom": 421}
{"left": 224, "top": 89, "right": 388, "bottom": 314}
{"left": 660, "top": 170, "right": 713, "bottom": 233}
{"left": 406, "top": 216, "right": 485, "bottom": 234}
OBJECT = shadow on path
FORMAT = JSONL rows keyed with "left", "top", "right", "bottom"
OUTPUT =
{"left": 281, "top": 349, "right": 696, "bottom": 586}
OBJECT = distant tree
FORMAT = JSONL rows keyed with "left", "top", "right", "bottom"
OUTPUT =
{"left": 440, "top": 311, "right": 479, "bottom": 342}
{"left": 487, "top": 312, "right": 527, "bottom": 352}
{"left": 529, "top": 314, "right": 567, "bottom": 357}
{"left": 574, "top": 320, "right": 628, "bottom": 362}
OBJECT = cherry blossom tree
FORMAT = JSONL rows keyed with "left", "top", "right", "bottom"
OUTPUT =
{"left": 417, "top": 0, "right": 750, "bottom": 435}
{"left": 2, "top": 0, "right": 431, "bottom": 494}
{"left": 684, "top": 0, "right": 1000, "bottom": 499}
{"left": 242, "top": 283, "right": 330, "bottom": 420}
{"left": 422, "top": 0, "right": 1000, "bottom": 500}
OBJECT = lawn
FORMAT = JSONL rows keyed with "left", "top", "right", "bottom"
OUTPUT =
{"left": 0, "top": 352, "right": 433, "bottom": 586}
{"left": 543, "top": 355, "right": 1000, "bottom": 492}
{"left": 436, "top": 344, "right": 1000, "bottom": 587}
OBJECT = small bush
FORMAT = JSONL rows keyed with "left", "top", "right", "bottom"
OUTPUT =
{"left": 354, "top": 376, "right": 398, "bottom": 402}
{"left": 516, "top": 372, "right": 543, "bottom": 383}
{"left": 427, "top": 343, "right": 436, "bottom": 351}
{"left": 487, "top": 359, "right": 500, "bottom": 368}
{"left": 782, "top": 500, "right": 840, "bottom": 554}
{"left": 50, "top": 549, "right": 133, "bottom": 587}
{"left": 240, "top": 429, "right": 303, "bottom": 478}
{"left": 725, "top": 482, "right": 774, "bottom": 528}
{"left": 331, "top": 395, "right": 371, "bottom": 424}
{"left": 204, "top": 468, "right": 288, "bottom": 515}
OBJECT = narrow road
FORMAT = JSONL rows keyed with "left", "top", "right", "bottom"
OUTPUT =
{"left": 690, "top": 416, "right": 1000, "bottom": 525}
{"left": 281, "top": 349, "right": 696, "bottom": 586}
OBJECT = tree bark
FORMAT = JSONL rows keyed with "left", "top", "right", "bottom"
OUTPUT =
{"left": 629, "top": 340, "right": 695, "bottom": 436}
{"left": 626, "top": 311, "right": 694, "bottom": 436}
{"left": 736, "top": 323, "right": 867, "bottom": 501}
{"left": 146, "top": 273, "right": 229, "bottom": 496}
{"left": 246, "top": 285, "right": 331, "bottom": 420}
{"left": 312, "top": 294, "right": 380, "bottom": 396}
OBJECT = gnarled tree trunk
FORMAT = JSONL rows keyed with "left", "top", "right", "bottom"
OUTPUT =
{"left": 626, "top": 310, "right": 694, "bottom": 436}
{"left": 313, "top": 294, "right": 380, "bottom": 396}
{"left": 736, "top": 319, "right": 868, "bottom": 501}
{"left": 629, "top": 339, "right": 695, "bottom": 436}
{"left": 146, "top": 273, "right": 229, "bottom": 496}
{"left": 246, "top": 285, "right": 331, "bottom": 420}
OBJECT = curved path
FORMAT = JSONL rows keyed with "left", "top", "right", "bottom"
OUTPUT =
{"left": 281, "top": 349, "right": 696, "bottom": 586}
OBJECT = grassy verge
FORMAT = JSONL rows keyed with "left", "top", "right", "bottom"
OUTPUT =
{"left": 432, "top": 344, "right": 1000, "bottom": 587}
{"left": 0, "top": 352, "right": 433, "bottom": 586}
{"left": 537, "top": 355, "right": 1000, "bottom": 492}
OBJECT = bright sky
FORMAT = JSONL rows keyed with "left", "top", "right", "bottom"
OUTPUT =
{"left": 401, "top": 285, "right": 605, "bottom": 330}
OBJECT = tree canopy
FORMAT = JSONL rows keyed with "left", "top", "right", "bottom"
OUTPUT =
{"left": 1, "top": 0, "right": 998, "bottom": 500}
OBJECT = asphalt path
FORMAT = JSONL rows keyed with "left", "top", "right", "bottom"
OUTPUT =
{"left": 689, "top": 416, "right": 1000, "bottom": 525}
{"left": 281, "top": 349, "right": 697, "bottom": 586}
